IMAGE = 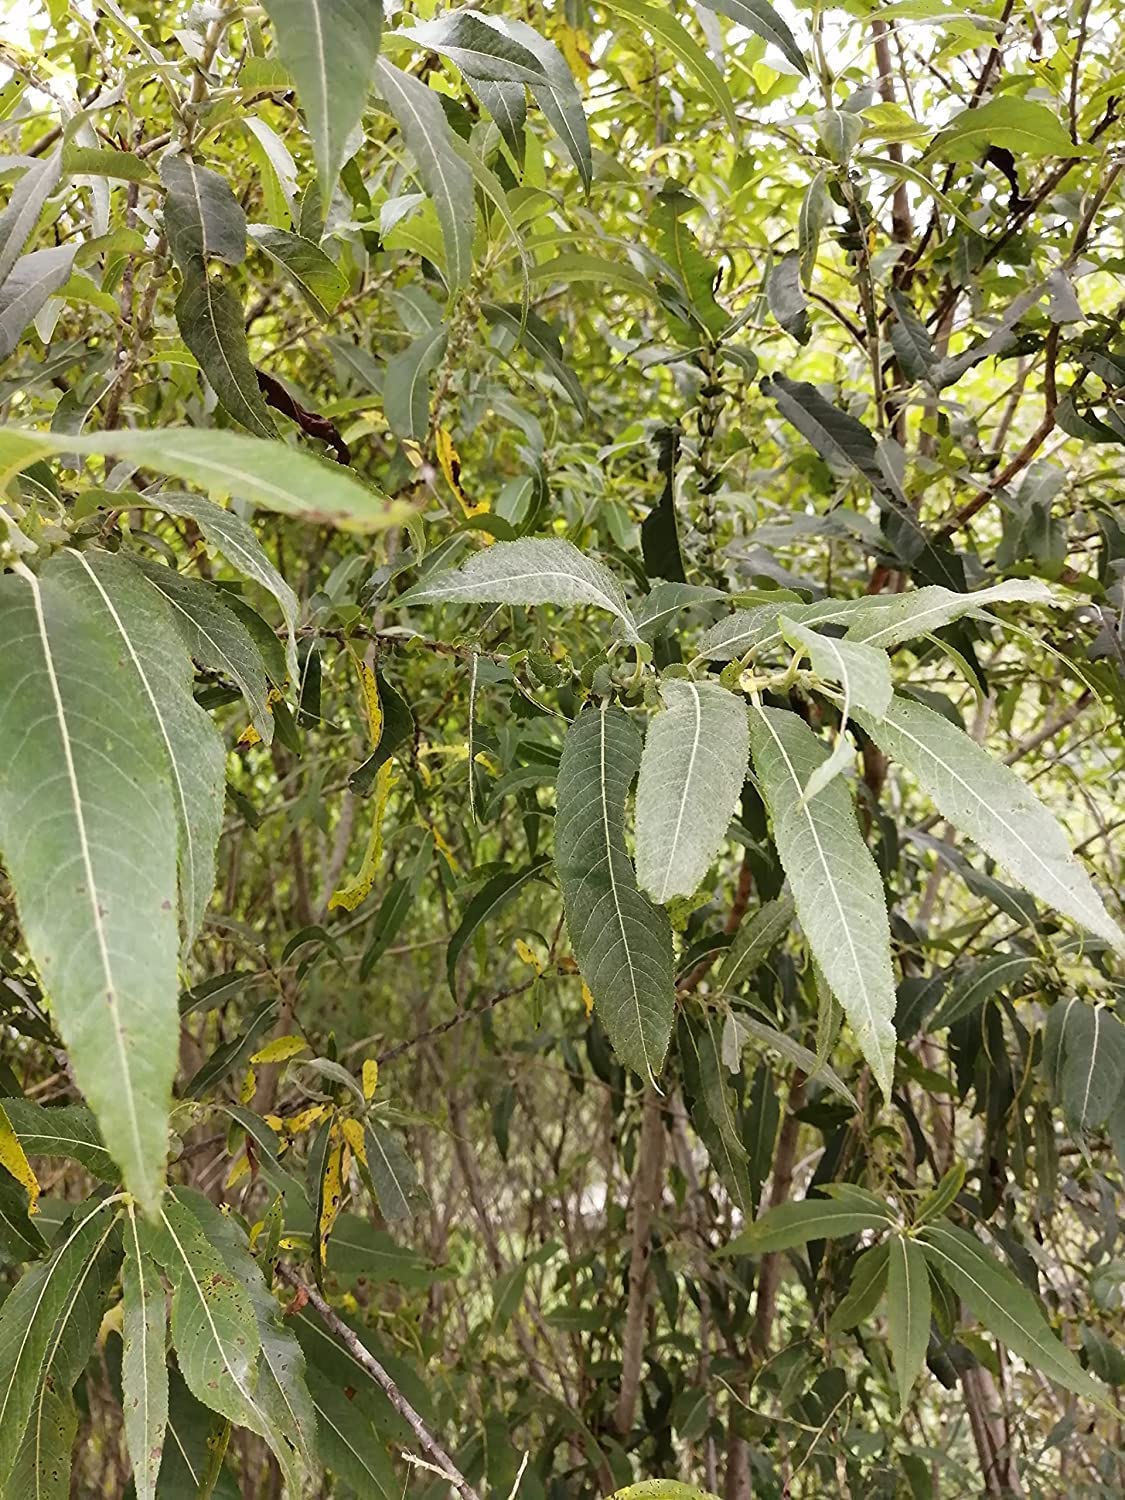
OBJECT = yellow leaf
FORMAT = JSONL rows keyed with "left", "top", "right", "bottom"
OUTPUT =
{"left": 251, "top": 1035, "right": 309, "bottom": 1064}
{"left": 356, "top": 658, "right": 384, "bottom": 748}
{"left": 318, "top": 1120, "right": 351, "bottom": 1262}
{"left": 473, "top": 749, "right": 502, "bottom": 777}
{"left": 432, "top": 826, "right": 460, "bottom": 873}
{"left": 0, "top": 1103, "right": 39, "bottom": 1214}
{"left": 340, "top": 1116, "right": 368, "bottom": 1167}
{"left": 515, "top": 938, "right": 543, "bottom": 975}
{"left": 362, "top": 1059, "right": 379, "bottom": 1100}
{"left": 436, "top": 428, "right": 490, "bottom": 518}
{"left": 263, "top": 1114, "right": 284, "bottom": 1133}
{"left": 238, "top": 684, "right": 285, "bottom": 748}
{"left": 226, "top": 1153, "right": 251, "bottom": 1188}
{"left": 285, "top": 1103, "right": 329, "bottom": 1136}
{"left": 239, "top": 1065, "right": 257, "bottom": 1104}
{"left": 328, "top": 761, "right": 395, "bottom": 911}
{"left": 554, "top": 22, "right": 591, "bottom": 84}
{"left": 581, "top": 980, "right": 594, "bottom": 1018}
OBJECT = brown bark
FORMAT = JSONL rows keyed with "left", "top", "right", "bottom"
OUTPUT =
{"left": 613, "top": 1085, "right": 667, "bottom": 1434}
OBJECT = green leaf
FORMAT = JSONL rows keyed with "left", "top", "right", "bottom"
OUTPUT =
{"left": 767, "top": 252, "right": 809, "bottom": 343}
{"left": 361, "top": 833, "right": 433, "bottom": 979}
{"left": 398, "top": 538, "right": 639, "bottom": 640}
{"left": 887, "top": 287, "right": 935, "bottom": 382}
{"left": 928, "top": 97, "right": 1088, "bottom": 163}
{"left": 472, "top": 79, "right": 526, "bottom": 162}
{"left": 446, "top": 857, "right": 551, "bottom": 997}
{"left": 259, "top": 0, "right": 382, "bottom": 201}
{"left": 634, "top": 679, "right": 749, "bottom": 903}
{"left": 652, "top": 188, "right": 727, "bottom": 339}
{"left": 8, "top": 1384, "right": 77, "bottom": 1500}
{"left": 827, "top": 1241, "right": 889, "bottom": 1332}
{"left": 68, "top": 549, "right": 226, "bottom": 953}
{"left": 928, "top": 951, "right": 1032, "bottom": 1030}
{"left": 843, "top": 579, "right": 1055, "bottom": 649}
{"left": 248, "top": 225, "right": 348, "bottom": 321}
{"left": 383, "top": 324, "right": 448, "bottom": 442}
{"left": 175, "top": 264, "right": 276, "bottom": 437}
{"left": 0, "top": 151, "right": 61, "bottom": 288}
{"left": 0, "top": 1101, "right": 117, "bottom": 1182}
{"left": 855, "top": 695, "right": 1124, "bottom": 951}
{"left": 159, "top": 156, "right": 247, "bottom": 271}
{"left": 715, "top": 895, "right": 795, "bottom": 992}
{"left": 406, "top": 12, "right": 549, "bottom": 84}
{"left": 762, "top": 373, "right": 914, "bottom": 530}
{"left": 63, "top": 143, "right": 154, "bottom": 182}
{"left": 0, "top": 560, "right": 181, "bottom": 1211}
{"left": 0, "top": 246, "right": 76, "bottom": 361}
{"left": 375, "top": 59, "right": 474, "bottom": 295}
{"left": 0, "top": 1198, "right": 119, "bottom": 1489}
{"left": 719, "top": 1195, "right": 892, "bottom": 1256}
{"left": 157, "top": 1369, "right": 239, "bottom": 1499}
{"left": 490, "top": 17, "right": 592, "bottom": 191}
{"left": 555, "top": 704, "right": 676, "bottom": 1080}
{"left": 697, "top": 0, "right": 807, "bottom": 76}
{"left": 1049, "top": 999, "right": 1125, "bottom": 1138}
{"left": 798, "top": 168, "right": 829, "bottom": 286}
{"left": 0, "top": 1178, "right": 47, "bottom": 1261}
{"left": 917, "top": 1220, "right": 1107, "bottom": 1404}
{"left": 0, "top": 427, "right": 410, "bottom": 552}
{"left": 301, "top": 1359, "right": 398, "bottom": 1496}
{"left": 728, "top": 1013, "right": 858, "bottom": 1107}
{"left": 887, "top": 1235, "right": 930, "bottom": 1411}
{"left": 608, "top": 1485, "right": 722, "bottom": 1500}
{"left": 749, "top": 705, "right": 897, "bottom": 1098}
{"left": 365, "top": 1122, "right": 428, "bottom": 1221}
{"left": 122, "top": 1205, "right": 169, "bottom": 1500}
{"left": 134, "top": 490, "right": 301, "bottom": 685}
{"left": 606, "top": 0, "right": 737, "bottom": 134}
{"left": 482, "top": 302, "right": 586, "bottom": 413}
{"left": 176, "top": 1190, "right": 317, "bottom": 1488}
{"left": 634, "top": 582, "right": 725, "bottom": 641}
{"left": 134, "top": 561, "right": 273, "bottom": 744}
{"left": 347, "top": 668, "right": 414, "bottom": 795}
{"left": 141, "top": 1199, "right": 276, "bottom": 1440}
{"left": 915, "top": 1161, "right": 965, "bottom": 1226}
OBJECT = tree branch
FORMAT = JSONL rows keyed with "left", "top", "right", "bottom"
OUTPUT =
{"left": 277, "top": 1263, "right": 483, "bottom": 1500}
{"left": 613, "top": 1084, "right": 667, "bottom": 1434}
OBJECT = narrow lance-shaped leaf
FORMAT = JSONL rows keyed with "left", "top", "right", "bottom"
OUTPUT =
{"left": 259, "top": 0, "right": 383, "bottom": 201}
{"left": 697, "top": 0, "right": 808, "bottom": 76}
{"left": 490, "top": 16, "right": 592, "bottom": 191}
{"left": 160, "top": 156, "right": 246, "bottom": 271}
{"left": 139, "top": 1199, "right": 275, "bottom": 1440}
{"left": 248, "top": 224, "right": 348, "bottom": 321}
{"left": 635, "top": 679, "right": 749, "bottom": 903}
{"left": 605, "top": 0, "right": 737, "bottom": 133}
{"left": 767, "top": 253, "right": 809, "bottom": 343}
{"left": 887, "top": 287, "right": 935, "bottom": 383}
{"left": 122, "top": 1205, "right": 168, "bottom": 1500}
{"left": 780, "top": 617, "right": 892, "bottom": 801}
{"left": 715, "top": 895, "right": 795, "bottom": 993}
{"left": 719, "top": 1194, "right": 892, "bottom": 1256}
{"left": 0, "top": 428, "right": 412, "bottom": 545}
{"left": 555, "top": 704, "right": 676, "bottom": 1080}
{"left": 375, "top": 59, "right": 474, "bottom": 295}
{"left": 856, "top": 694, "right": 1124, "bottom": 951}
{"left": 0, "top": 1100, "right": 116, "bottom": 1182}
{"left": 0, "top": 1199, "right": 120, "bottom": 1489}
{"left": 384, "top": 324, "right": 448, "bottom": 442}
{"left": 749, "top": 705, "right": 897, "bottom": 1097}
{"left": 365, "top": 1122, "right": 428, "bottom": 1221}
{"left": 175, "top": 265, "right": 277, "bottom": 437}
{"left": 0, "top": 246, "right": 77, "bottom": 362}
{"left": 0, "top": 561, "right": 180, "bottom": 1211}
{"left": 0, "top": 150, "right": 62, "bottom": 288}
{"left": 917, "top": 1220, "right": 1108, "bottom": 1404}
{"left": 177, "top": 1189, "right": 318, "bottom": 1489}
{"left": 398, "top": 538, "right": 639, "bottom": 640}
{"left": 887, "top": 1235, "right": 930, "bottom": 1411}
{"left": 69, "top": 549, "right": 226, "bottom": 953}
{"left": 405, "top": 12, "right": 550, "bottom": 84}
{"left": 844, "top": 579, "right": 1056, "bottom": 649}
{"left": 134, "top": 560, "right": 273, "bottom": 744}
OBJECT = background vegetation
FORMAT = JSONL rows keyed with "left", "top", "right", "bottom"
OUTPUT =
{"left": 0, "top": 0, "right": 1123, "bottom": 1496}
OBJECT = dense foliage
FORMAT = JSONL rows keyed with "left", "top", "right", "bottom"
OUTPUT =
{"left": 0, "top": 0, "right": 1124, "bottom": 1495}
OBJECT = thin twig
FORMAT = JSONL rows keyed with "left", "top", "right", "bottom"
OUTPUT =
{"left": 276, "top": 1263, "right": 483, "bottom": 1500}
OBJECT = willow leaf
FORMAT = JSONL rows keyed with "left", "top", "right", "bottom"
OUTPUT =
{"left": 887, "top": 1235, "right": 930, "bottom": 1411}
{"left": 749, "top": 705, "right": 896, "bottom": 1098}
{"left": 122, "top": 1206, "right": 169, "bottom": 1500}
{"left": 0, "top": 561, "right": 180, "bottom": 1211}
{"left": 635, "top": 679, "right": 749, "bottom": 903}
{"left": 856, "top": 695, "right": 1124, "bottom": 951}
{"left": 555, "top": 704, "right": 675, "bottom": 1080}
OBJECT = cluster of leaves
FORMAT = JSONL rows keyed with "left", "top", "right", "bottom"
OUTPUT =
{"left": 0, "top": 0, "right": 1124, "bottom": 1495}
